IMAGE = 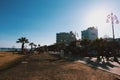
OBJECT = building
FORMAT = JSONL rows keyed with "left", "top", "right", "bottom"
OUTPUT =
{"left": 56, "top": 31, "right": 76, "bottom": 45}
{"left": 81, "top": 27, "right": 98, "bottom": 40}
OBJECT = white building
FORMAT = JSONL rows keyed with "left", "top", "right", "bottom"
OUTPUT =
{"left": 81, "top": 27, "right": 98, "bottom": 40}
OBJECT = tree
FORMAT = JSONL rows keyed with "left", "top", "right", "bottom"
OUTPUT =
{"left": 29, "top": 42, "right": 34, "bottom": 52}
{"left": 38, "top": 44, "right": 40, "bottom": 47}
{"left": 80, "top": 39, "right": 91, "bottom": 54}
{"left": 16, "top": 37, "right": 29, "bottom": 54}
{"left": 90, "top": 38, "right": 106, "bottom": 59}
{"left": 108, "top": 40, "right": 120, "bottom": 62}
{"left": 66, "top": 41, "right": 76, "bottom": 54}
{"left": 81, "top": 39, "right": 91, "bottom": 47}
{"left": 57, "top": 43, "right": 66, "bottom": 51}
{"left": 34, "top": 44, "right": 37, "bottom": 49}
{"left": 43, "top": 45, "right": 48, "bottom": 52}
{"left": 37, "top": 44, "right": 41, "bottom": 53}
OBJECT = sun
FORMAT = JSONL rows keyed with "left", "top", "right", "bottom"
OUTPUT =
{"left": 84, "top": 5, "right": 114, "bottom": 38}
{"left": 85, "top": 7, "right": 109, "bottom": 26}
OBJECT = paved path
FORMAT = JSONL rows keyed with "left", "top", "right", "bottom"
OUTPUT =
{"left": 50, "top": 51, "right": 120, "bottom": 75}
{"left": 74, "top": 57, "right": 120, "bottom": 75}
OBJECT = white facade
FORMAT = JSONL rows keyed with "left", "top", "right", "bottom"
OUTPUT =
{"left": 81, "top": 27, "right": 98, "bottom": 40}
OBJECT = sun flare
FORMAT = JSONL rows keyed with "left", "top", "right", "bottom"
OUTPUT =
{"left": 85, "top": 7, "right": 110, "bottom": 26}
{"left": 84, "top": 5, "right": 115, "bottom": 38}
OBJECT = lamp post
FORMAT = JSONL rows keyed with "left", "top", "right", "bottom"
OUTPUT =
{"left": 107, "top": 13, "right": 119, "bottom": 62}
{"left": 106, "top": 13, "right": 119, "bottom": 40}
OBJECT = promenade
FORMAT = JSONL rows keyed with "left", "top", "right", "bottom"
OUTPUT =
{"left": 50, "top": 51, "right": 120, "bottom": 75}
{"left": 73, "top": 56, "right": 120, "bottom": 76}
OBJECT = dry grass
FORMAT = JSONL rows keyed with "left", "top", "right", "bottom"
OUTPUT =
{"left": 60, "top": 62, "right": 118, "bottom": 80}
{"left": 0, "top": 52, "right": 25, "bottom": 70}
{"left": 0, "top": 52, "right": 119, "bottom": 80}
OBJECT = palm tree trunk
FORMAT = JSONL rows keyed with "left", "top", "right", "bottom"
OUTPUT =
{"left": 30, "top": 46, "right": 33, "bottom": 53}
{"left": 22, "top": 43, "right": 24, "bottom": 54}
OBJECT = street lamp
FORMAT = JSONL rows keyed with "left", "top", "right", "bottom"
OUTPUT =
{"left": 106, "top": 13, "right": 119, "bottom": 40}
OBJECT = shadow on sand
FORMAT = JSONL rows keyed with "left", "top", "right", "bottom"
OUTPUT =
{"left": 49, "top": 53, "right": 120, "bottom": 71}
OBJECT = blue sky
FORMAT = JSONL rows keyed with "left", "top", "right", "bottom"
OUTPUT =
{"left": 0, "top": 0, "right": 120, "bottom": 48}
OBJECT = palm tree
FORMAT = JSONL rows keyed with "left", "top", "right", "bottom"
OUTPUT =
{"left": 29, "top": 42, "right": 34, "bottom": 52}
{"left": 38, "top": 44, "right": 40, "bottom": 47}
{"left": 16, "top": 37, "right": 29, "bottom": 54}
{"left": 38, "top": 44, "right": 41, "bottom": 53}
{"left": 34, "top": 44, "right": 37, "bottom": 49}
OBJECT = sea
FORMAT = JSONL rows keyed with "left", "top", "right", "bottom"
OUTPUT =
{"left": 0, "top": 48, "right": 21, "bottom": 52}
